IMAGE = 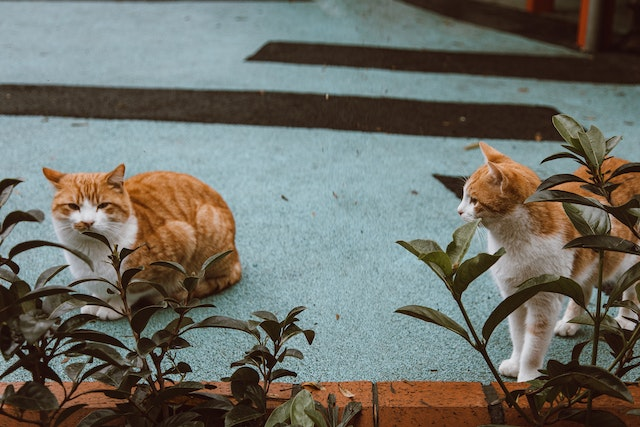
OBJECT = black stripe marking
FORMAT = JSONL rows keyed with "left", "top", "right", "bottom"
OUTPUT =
{"left": 0, "top": 85, "right": 562, "bottom": 140}
{"left": 248, "top": 42, "right": 640, "bottom": 84}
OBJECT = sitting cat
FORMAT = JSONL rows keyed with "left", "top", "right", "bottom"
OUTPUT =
{"left": 43, "top": 164, "right": 241, "bottom": 320}
{"left": 457, "top": 142, "right": 640, "bottom": 382}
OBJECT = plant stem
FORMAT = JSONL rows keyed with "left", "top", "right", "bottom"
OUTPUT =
{"left": 453, "top": 294, "right": 535, "bottom": 425}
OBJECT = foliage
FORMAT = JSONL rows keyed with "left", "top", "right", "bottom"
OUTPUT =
{"left": 0, "top": 178, "right": 98, "bottom": 426}
{"left": 264, "top": 390, "right": 361, "bottom": 427}
{"left": 397, "top": 114, "right": 640, "bottom": 426}
{"left": 223, "top": 306, "right": 316, "bottom": 427}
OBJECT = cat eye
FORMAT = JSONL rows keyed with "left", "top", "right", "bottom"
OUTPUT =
{"left": 68, "top": 203, "right": 80, "bottom": 211}
{"left": 469, "top": 197, "right": 478, "bottom": 205}
{"left": 97, "top": 202, "right": 110, "bottom": 210}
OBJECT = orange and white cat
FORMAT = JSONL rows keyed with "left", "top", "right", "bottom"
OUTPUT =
{"left": 457, "top": 142, "right": 640, "bottom": 381}
{"left": 43, "top": 164, "right": 241, "bottom": 320}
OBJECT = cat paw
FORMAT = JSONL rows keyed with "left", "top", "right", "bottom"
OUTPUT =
{"left": 81, "top": 304, "right": 123, "bottom": 320}
{"left": 554, "top": 319, "right": 581, "bottom": 337}
{"left": 498, "top": 359, "right": 519, "bottom": 378}
{"left": 517, "top": 368, "right": 541, "bottom": 383}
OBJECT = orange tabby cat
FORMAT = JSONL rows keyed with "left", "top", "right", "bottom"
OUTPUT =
{"left": 457, "top": 142, "right": 640, "bottom": 381}
{"left": 43, "top": 164, "right": 241, "bottom": 320}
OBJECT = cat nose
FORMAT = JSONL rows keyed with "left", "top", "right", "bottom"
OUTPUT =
{"left": 75, "top": 221, "right": 94, "bottom": 231}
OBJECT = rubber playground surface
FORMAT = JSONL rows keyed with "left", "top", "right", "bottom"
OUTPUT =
{"left": 1, "top": 0, "right": 640, "bottom": 385}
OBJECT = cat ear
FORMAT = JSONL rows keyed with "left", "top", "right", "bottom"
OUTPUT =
{"left": 486, "top": 161, "right": 505, "bottom": 186}
{"left": 478, "top": 142, "right": 506, "bottom": 163}
{"left": 106, "top": 164, "right": 126, "bottom": 190}
{"left": 42, "top": 167, "right": 66, "bottom": 189}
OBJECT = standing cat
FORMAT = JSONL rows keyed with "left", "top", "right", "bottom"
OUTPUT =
{"left": 43, "top": 164, "right": 241, "bottom": 320}
{"left": 457, "top": 142, "right": 640, "bottom": 382}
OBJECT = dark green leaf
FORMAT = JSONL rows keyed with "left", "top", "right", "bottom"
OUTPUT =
{"left": 283, "top": 306, "right": 307, "bottom": 326}
{"left": 560, "top": 409, "right": 626, "bottom": 427}
{"left": 67, "top": 342, "right": 129, "bottom": 367}
{"left": 563, "top": 202, "right": 610, "bottom": 236}
{"left": 151, "top": 260, "right": 187, "bottom": 275}
{"left": 252, "top": 310, "right": 279, "bottom": 322}
{"left": 225, "top": 403, "right": 264, "bottom": 427}
{"left": 397, "top": 239, "right": 444, "bottom": 259}
{"left": 260, "top": 319, "right": 282, "bottom": 343}
{"left": 229, "top": 366, "right": 260, "bottom": 401}
{"left": 552, "top": 114, "right": 584, "bottom": 146}
{"left": 452, "top": 249, "right": 504, "bottom": 296}
{"left": 53, "top": 404, "right": 89, "bottom": 427}
{"left": 4, "top": 381, "right": 59, "bottom": 411}
{"left": 200, "top": 250, "right": 232, "bottom": 275}
{"left": 19, "top": 312, "right": 56, "bottom": 344}
{"left": 82, "top": 232, "right": 111, "bottom": 248}
{"left": 137, "top": 337, "right": 156, "bottom": 356}
{"left": 16, "top": 286, "right": 74, "bottom": 305}
{"left": 396, "top": 305, "right": 470, "bottom": 344}
{"left": 65, "top": 330, "right": 129, "bottom": 350}
{"left": 579, "top": 125, "right": 606, "bottom": 170}
{"left": 57, "top": 314, "right": 97, "bottom": 333}
{"left": 0, "top": 178, "right": 22, "bottom": 209}
{"left": 120, "top": 266, "right": 143, "bottom": 289}
{"left": 185, "top": 315, "right": 257, "bottom": 338}
{"left": 536, "top": 174, "right": 588, "bottom": 192}
{"left": 76, "top": 409, "right": 122, "bottom": 427}
{"left": 35, "top": 265, "right": 69, "bottom": 289}
{"left": 270, "top": 368, "right": 297, "bottom": 381}
{"left": 0, "top": 210, "right": 44, "bottom": 243}
{"left": 540, "top": 151, "right": 582, "bottom": 165}
{"left": 482, "top": 275, "right": 585, "bottom": 341}
{"left": 130, "top": 303, "right": 166, "bottom": 335}
{"left": 610, "top": 162, "right": 640, "bottom": 179}
{"left": 9, "top": 240, "right": 93, "bottom": 270}
{"left": 446, "top": 219, "right": 481, "bottom": 268}
{"left": 526, "top": 190, "right": 604, "bottom": 208}
{"left": 565, "top": 235, "right": 640, "bottom": 255}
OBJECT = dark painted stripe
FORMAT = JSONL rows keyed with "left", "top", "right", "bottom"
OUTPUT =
{"left": 401, "top": 0, "right": 579, "bottom": 49}
{"left": 0, "top": 85, "right": 562, "bottom": 140}
{"left": 248, "top": 42, "right": 640, "bottom": 84}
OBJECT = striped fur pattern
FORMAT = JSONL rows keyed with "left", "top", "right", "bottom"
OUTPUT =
{"left": 43, "top": 164, "right": 241, "bottom": 320}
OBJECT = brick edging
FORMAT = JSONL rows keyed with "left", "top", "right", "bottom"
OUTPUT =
{"left": 0, "top": 381, "right": 638, "bottom": 426}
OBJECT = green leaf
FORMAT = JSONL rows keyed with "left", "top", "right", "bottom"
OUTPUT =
{"left": 53, "top": 404, "right": 89, "bottom": 427}
{"left": 397, "top": 239, "right": 443, "bottom": 259}
{"left": 82, "top": 232, "right": 111, "bottom": 248}
{"left": 16, "top": 286, "right": 74, "bottom": 305}
{"left": 76, "top": 409, "right": 122, "bottom": 427}
{"left": 536, "top": 174, "right": 588, "bottom": 192}
{"left": 561, "top": 409, "right": 626, "bottom": 427}
{"left": 200, "top": 250, "right": 232, "bottom": 275}
{"left": 562, "top": 202, "right": 610, "bottom": 236}
{"left": 225, "top": 403, "right": 264, "bottom": 427}
{"left": 482, "top": 275, "right": 585, "bottom": 341}
{"left": 544, "top": 364, "right": 633, "bottom": 402}
{"left": 252, "top": 310, "right": 279, "bottom": 322}
{"left": 185, "top": 315, "right": 257, "bottom": 338}
{"left": 151, "top": 260, "right": 187, "bottom": 275}
{"left": 452, "top": 249, "right": 504, "bottom": 297}
{"left": 526, "top": 190, "right": 604, "bottom": 208}
{"left": 565, "top": 235, "right": 640, "bottom": 255}
{"left": 56, "top": 314, "right": 97, "bottom": 334}
{"left": 396, "top": 305, "right": 470, "bottom": 344}
{"left": 290, "top": 389, "right": 318, "bottom": 427}
{"left": 35, "top": 265, "right": 69, "bottom": 289}
{"left": 446, "top": 219, "right": 481, "bottom": 268}
{"left": 19, "top": 312, "right": 56, "bottom": 344}
{"left": 283, "top": 306, "right": 307, "bottom": 326}
{"left": 578, "top": 125, "right": 606, "bottom": 170}
{"left": 610, "top": 162, "right": 640, "bottom": 179}
{"left": 0, "top": 178, "right": 22, "bottom": 209}
{"left": 552, "top": 114, "right": 584, "bottom": 147}
{"left": 4, "top": 381, "right": 59, "bottom": 411}
{"left": 66, "top": 342, "right": 129, "bottom": 367}
{"left": 0, "top": 210, "right": 45, "bottom": 243}
{"left": 265, "top": 398, "right": 293, "bottom": 427}
{"left": 131, "top": 304, "right": 165, "bottom": 335}
{"left": 9, "top": 240, "right": 93, "bottom": 270}
{"left": 610, "top": 260, "right": 640, "bottom": 303}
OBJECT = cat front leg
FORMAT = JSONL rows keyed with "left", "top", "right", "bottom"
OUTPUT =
{"left": 499, "top": 306, "right": 526, "bottom": 379}
{"left": 518, "top": 295, "right": 561, "bottom": 382}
